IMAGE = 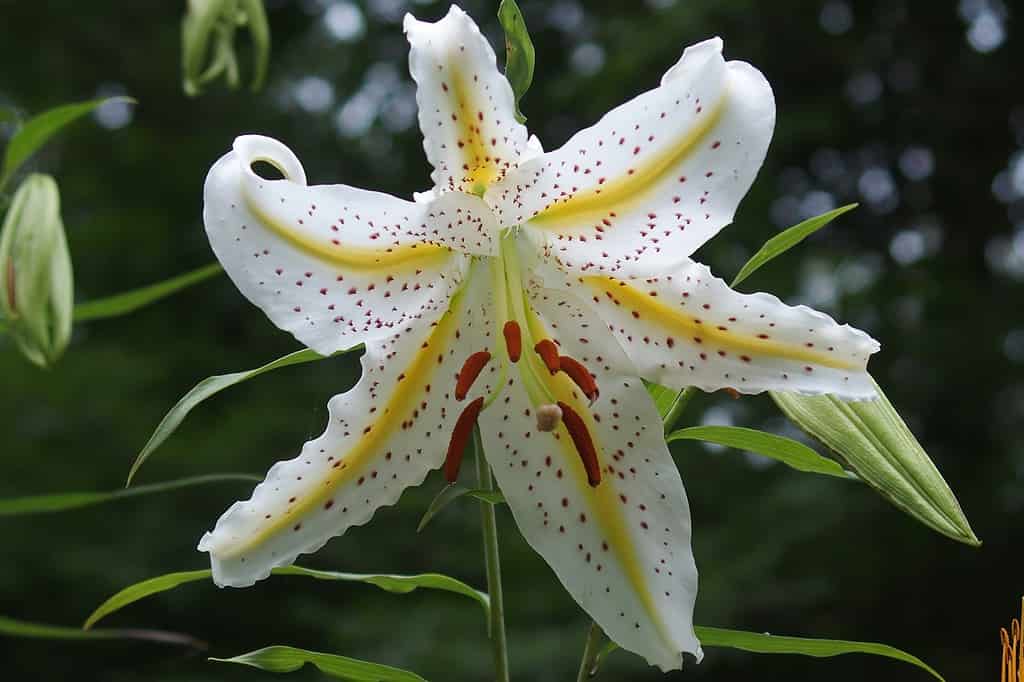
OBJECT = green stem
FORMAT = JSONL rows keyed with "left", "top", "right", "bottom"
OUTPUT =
{"left": 575, "top": 621, "right": 605, "bottom": 682}
{"left": 662, "top": 386, "right": 698, "bottom": 435}
{"left": 574, "top": 385, "right": 700, "bottom": 678}
{"left": 474, "top": 427, "right": 509, "bottom": 682}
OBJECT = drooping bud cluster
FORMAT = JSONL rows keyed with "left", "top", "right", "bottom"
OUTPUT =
{"left": 182, "top": 0, "right": 270, "bottom": 96}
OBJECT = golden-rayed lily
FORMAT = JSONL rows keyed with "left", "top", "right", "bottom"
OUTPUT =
{"left": 198, "top": 5, "right": 878, "bottom": 670}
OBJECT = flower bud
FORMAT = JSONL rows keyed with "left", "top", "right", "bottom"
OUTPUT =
{"left": 182, "top": 0, "right": 270, "bottom": 97}
{"left": 0, "top": 174, "right": 73, "bottom": 367}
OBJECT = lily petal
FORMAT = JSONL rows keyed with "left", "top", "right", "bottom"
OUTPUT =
{"left": 570, "top": 259, "right": 879, "bottom": 399}
{"left": 204, "top": 135, "right": 496, "bottom": 354}
{"left": 198, "top": 262, "right": 497, "bottom": 587}
{"left": 477, "top": 286, "right": 701, "bottom": 671}
{"left": 488, "top": 37, "right": 774, "bottom": 277}
{"left": 405, "top": 5, "right": 529, "bottom": 194}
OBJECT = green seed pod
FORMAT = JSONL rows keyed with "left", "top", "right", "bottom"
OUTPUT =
{"left": 0, "top": 174, "right": 74, "bottom": 367}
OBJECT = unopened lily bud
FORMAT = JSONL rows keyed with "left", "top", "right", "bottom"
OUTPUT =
{"left": 182, "top": 0, "right": 270, "bottom": 97}
{"left": 536, "top": 403, "right": 563, "bottom": 432}
{"left": 0, "top": 174, "right": 73, "bottom": 368}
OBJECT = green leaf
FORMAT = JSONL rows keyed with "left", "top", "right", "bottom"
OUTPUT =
{"left": 125, "top": 346, "right": 351, "bottom": 485}
{"left": 667, "top": 425, "right": 851, "bottom": 479}
{"left": 731, "top": 204, "right": 858, "bottom": 287}
{"left": 73, "top": 262, "right": 222, "bottom": 322}
{"left": 498, "top": 0, "right": 535, "bottom": 123}
{"left": 0, "top": 474, "right": 260, "bottom": 517}
{"left": 0, "top": 614, "right": 204, "bottom": 649}
{"left": 595, "top": 627, "right": 943, "bottom": 681}
{"left": 211, "top": 645, "right": 427, "bottom": 681}
{"left": 697, "top": 626, "right": 944, "bottom": 681}
{"left": 416, "top": 483, "right": 506, "bottom": 532}
{"left": 771, "top": 377, "right": 979, "bottom": 546}
{"left": 645, "top": 381, "right": 679, "bottom": 419}
{"left": 84, "top": 565, "right": 489, "bottom": 630}
{"left": 0, "top": 97, "right": 135, "bottom": 190}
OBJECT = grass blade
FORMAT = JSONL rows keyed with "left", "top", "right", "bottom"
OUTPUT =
{"left": 85, "top": 565, "right": 488, "bottom": 630}
{"left": 74, "top": 262, "right": 222, "bottom": 322}
{"left": 211, "top": 645, "right": 427, "bottom": 681}
{"left": 0, "top": 474, "right": 260, "bottom": 517}
{"left": 667, "top": 425, "right": 851, "bottom": 479}
{"left": 731, "top": 204, "right": 858, "bottom": 287}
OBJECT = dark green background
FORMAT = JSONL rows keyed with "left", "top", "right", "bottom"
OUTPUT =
{"left": 1, "top": 1, "right": 1021, "bottom": 680}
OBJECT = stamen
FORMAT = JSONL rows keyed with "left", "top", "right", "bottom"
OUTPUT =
{"left": 444, "top": 396, "right": 485, "bottom": 483}
{"left": 722, "top": 387, "right": 740, "bottom": 400}
{"left": 533, "top": 339, "right": 561, "bottom": 374}
{"left": 558, "top": 355, "right": 600, "bottom": 402}
{"left": 502, "top": 321, "right": 522, "bottom": 362}
{"left": 557, "top": 401, "right": 601, "bottom": 487}
{"left": 455, "top": 351, "right": 491, "bottom": 401}
{"left": 5, "top": 259, "right": 16, "bottom": 313}
{"left": 535, "top": 403, "right": 563, "bottom": 432}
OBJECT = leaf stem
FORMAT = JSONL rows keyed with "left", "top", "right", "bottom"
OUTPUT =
{"left": 575, "top": 621, "right": 605, "bottom": 682}
{"left": 474, "top": 426, "right": 509, "bottom": 682}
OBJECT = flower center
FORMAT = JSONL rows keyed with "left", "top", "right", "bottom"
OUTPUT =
{"left": 441, "top": 228, "right": 604, "bottom": 486}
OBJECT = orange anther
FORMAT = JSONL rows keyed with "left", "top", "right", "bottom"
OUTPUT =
{"left": 533, "top": 339, "right": 560, "bottom": 374}
{"left": 559, "top": 355, "right": 599, "bottom": 402}
{"left": 444, "top": 396, "right": 485, "bottom": 483}
{"left": 455, "top": 351, "right": 491, "bottom": 401}
{"left": 502, "top": 321, "right": 522, "bottom": 362}
{"left": 557, "top": 401, "right": 601, "bottom": 487}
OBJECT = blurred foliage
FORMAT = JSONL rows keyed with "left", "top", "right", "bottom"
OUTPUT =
{"left": 0, "top": 1, "right": 1021, "bottom": 681}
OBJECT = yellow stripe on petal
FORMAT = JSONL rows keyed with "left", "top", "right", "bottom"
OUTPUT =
{"left": 583, "top": 275, "right": 861, "bottom": 371}
{"left": 449, "top": 70, "right": 501, "bottom": 191}
{"left": 530, "top": 98, "right": 725, "bottom": 228}
{"left": 243, "top": 194, "right": 451, "bottom": 273}
{"left": 523, "top": 306, "right": 674, "bottom": 650}
{"left": 218, "top": 271, "right": 474, "bottom": 560}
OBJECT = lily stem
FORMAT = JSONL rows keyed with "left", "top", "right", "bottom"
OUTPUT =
{"left": 575, "top": 621, "right": 606, "bottom": 682}
{"left": 662, "top": 386, "right": 698, "bottom": 435}
{"left": 474, "top": 426, "right": 510, "bottom": 682}
{"left": 573, "top": 385, "right": 700, "bottom": 678}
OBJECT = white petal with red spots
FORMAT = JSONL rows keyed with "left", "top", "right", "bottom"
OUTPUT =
{"left": 566, "top": 259, "right": 879, "bottom": 398}
{"left": 405, "top": 5, "right": 529, "bottom": 193}
{"left": 204, "top": 135, "right": 481, "bottom": 355}
{"left": 487, "top": 37, "right": 775, "bottom": 277}
{"left": 199, "top": 263, "right": 497, "bottom": 587}
{"left": 477, "top": 286, "right": 701, "bottom": 671}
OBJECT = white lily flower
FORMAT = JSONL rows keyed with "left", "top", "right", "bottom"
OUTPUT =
{"left": 198, "top": 5, "right": 878, "bottom": 671}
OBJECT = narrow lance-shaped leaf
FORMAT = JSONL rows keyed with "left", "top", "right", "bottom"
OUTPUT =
{"left": 731, "top": 204, "right": 858, "bottom": 287}
{"left": 498, "top": 0, "right": 535, "bottom": 123}
{"left": 0, "top": 614, "right": 204, "bottom": 650}
{"left": 73, "top": 262, "right": 222, "bottom": 322}
{"left": 0, "top": 97, "right": 135, "bottom": 190}
{"left": 594, "top": 627, "right": 943, "bottom": 681}
{"left": 667, "top": 425, "right": 851, "bottom": 479}
{"left": 0, "top": 474, "right": 260, "bottom": 517}
{"left": 417, "top": 483, "right": 506, "bottom": 532}
{"left": 85, "top": 565, "right": 489, "bottom": 630}
{"left": 125, "top": 346, "right": 352, "bottom": 485}
{"left": 771, "top": 377, "right": 979, "bottom": 546}
{"left": 211, "top": 646, "right": 427, "bottom": 681}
